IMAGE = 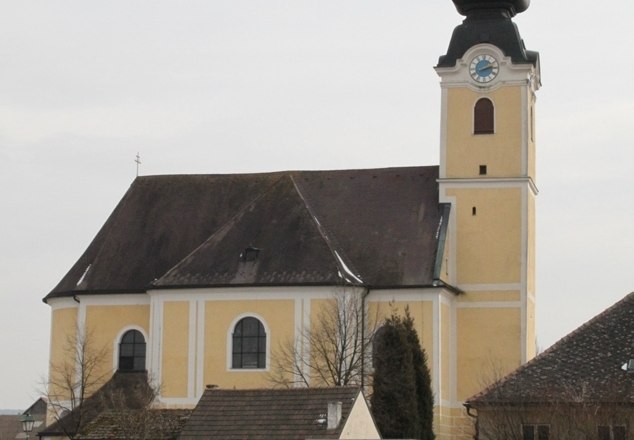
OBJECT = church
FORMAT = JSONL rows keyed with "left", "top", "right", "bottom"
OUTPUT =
{"left": 44, "top": 1, "right": 540, "bottom": 438}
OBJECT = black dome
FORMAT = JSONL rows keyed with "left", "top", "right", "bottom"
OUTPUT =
{"left": 452, "top": 0, "right": 530, "bottom": 17}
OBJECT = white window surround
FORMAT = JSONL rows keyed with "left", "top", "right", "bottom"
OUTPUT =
{"left": 226, "top": 312, "right": 270, "bottom": 372}
{"left": 112, "top": 325, "right": 148, "bottom": 373}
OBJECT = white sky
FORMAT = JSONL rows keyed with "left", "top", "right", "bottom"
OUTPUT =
{"left": 1, "top": 1, "right": 633, "bottom": 409}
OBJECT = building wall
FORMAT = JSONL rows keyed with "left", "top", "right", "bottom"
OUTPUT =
{"left": 477, "top": 405, "right": 634, "bottom": 440}
{"left": 339, "top": 394, "right": 381, "bottom": 439}
{"left": 48, "top": 300, "right": 78, "bottom": 401}
{"left": 445, "top": 86, "right": 523, "bottom": 179}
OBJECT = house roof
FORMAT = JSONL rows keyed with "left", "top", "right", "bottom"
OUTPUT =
{"left": 38, "top": 372, "right": 154, "bottom": 438}
{"left": 0, "top": 415, "right": 21, "bottom": 440}
{"left": 0, "top": 398, "right": 47, "bottom": 440}
{"left": 45, "top": 166, "right": 448, "bottom": 301}
{"left": 179, "top": 387, "right": 364, "bottom": 440}
{"left": 468, "top": 292, "right": 634, "bottom": 406}
{"left": 74, "top": 409, "right": 191, "bottom": 440}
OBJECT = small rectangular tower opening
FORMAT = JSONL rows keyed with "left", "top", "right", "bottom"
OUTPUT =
{"left": 479, "top": 165, "right": 487, "bottom": 175}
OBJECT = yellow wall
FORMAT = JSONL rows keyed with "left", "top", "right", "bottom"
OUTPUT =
{"left": 203, "top": 299, "right": 294, "bottom": 388}
{"left": 447, "top": 187, "right": 521, "bottom": 285}
{"left": 440, "top": 302, "right": 451, "bottom": 403}
{"left": 48, "top": 306, "right": 78, "bottom": 399}
{"left": 369, "top": 300, "right": 434, "bottom": 363}
{"left": 162, "top": 301, "right": 190, "bottom": 397}
{"left": 457, "top": 307, "right": 521, "bottom": 400}
{"left": 445, "top": 86, "right": 522, "bottom": 178}
{"left": 528, "top": 193, "right": 536, "bottom": 294}
{"left": 528, "top": 97, "right": 537, "bottom": 180}
{"left": 85, "top": 304, "right": 150, "bottom": 377}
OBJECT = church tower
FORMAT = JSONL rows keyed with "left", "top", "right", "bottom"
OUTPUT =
{"left": 435, "top": 0, "right": 540, "bottom": 405}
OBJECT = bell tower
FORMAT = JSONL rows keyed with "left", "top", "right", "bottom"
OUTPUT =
{"left": 435, "top": 0, "right": 540, "bottom": 405}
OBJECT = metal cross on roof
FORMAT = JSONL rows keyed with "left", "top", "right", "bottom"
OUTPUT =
{"left": 135, "top": 152, "right": 141, "bottom": 177}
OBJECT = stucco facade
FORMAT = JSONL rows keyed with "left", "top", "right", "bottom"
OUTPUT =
{"left": 45, "top": 2, "right": 541, "bottom": 439}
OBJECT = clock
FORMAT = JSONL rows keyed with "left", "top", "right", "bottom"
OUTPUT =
{"left": 469, "top": 55, "right": 499, "bottom": 83}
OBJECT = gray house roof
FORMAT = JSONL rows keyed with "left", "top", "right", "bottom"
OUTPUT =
{"left": 38, "top": 372, "right": 154, "bottom": 439}
{"left": 74, "top": 409, "right": 191, "bottom": 440}
{"left": 45, "top": 166, "right": 449, "bottom": 301}
{"left": 468, "top": 292, "right": 634, "bottom": 406}
{"left": 179, "top": 387, "right": 365, "bottom": 440}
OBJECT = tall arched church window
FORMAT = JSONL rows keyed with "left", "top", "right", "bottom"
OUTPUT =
{"left": 474, "top": 97, "right": 494, "bottom": 134}
{"left": 371, "top": 326, "right": 387, "bottom": 369}
{"left": 232, "top": 317, "right": 266, "bottom": 369}
{"left": 118, "top": 330, "right": 146, "bottom": 371}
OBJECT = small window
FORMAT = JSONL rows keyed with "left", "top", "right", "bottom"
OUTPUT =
{"left": 232, "top": 317, "right": 266, "bottom": 369}
{"left": 599, "top": 425, "right": 627, "bottom": 440}
{"left": 118, "top": 330, "right": 146, "bottom": 371}
{"left": 474, "top": 98, "right": 494, "bottom": 134}
{"left": 522, "top": 424, "right": 550, "bottom": 440}
{"left": 479, "top": 165, "right": 487, "bottom": 175}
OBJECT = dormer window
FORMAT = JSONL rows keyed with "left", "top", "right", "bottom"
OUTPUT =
{"left": 474, "top": 98, "right": 494, "bottom": 134}
{"left": 240, "top": 246, "right": 261, "bottom": 262}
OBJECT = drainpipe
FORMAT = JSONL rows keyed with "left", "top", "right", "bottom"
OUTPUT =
{"left": 360, "top": 287, "right": 370, "bottom": 389}
{"left": 464, "top": 402, "right": 479, "bottom": 440}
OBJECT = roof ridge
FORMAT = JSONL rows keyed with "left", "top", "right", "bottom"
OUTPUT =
{"left": 289, "top": 175, "right": 364, "bottom": 285}
{"left": 207, "top": 385, "right": 360, "bottom": 392}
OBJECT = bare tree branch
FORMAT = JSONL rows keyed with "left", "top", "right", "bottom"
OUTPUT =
{"left": 268, "top": 289, "right": 380, "bottom": 388}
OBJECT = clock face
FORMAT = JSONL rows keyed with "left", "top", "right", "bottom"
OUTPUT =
{"left": 470, "top": 55, "right": 499, "bottom": 83}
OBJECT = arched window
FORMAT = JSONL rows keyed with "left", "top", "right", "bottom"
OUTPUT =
{"left": 474, "top": 98, "right": 494, "bottom": 134}
{"left": 232, "top": 317, "right": 266, "bottom": 369}
{"left": 118, "top": 329, "right": 146, "bottom": 371}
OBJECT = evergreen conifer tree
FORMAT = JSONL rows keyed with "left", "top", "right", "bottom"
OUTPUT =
{"left": 403, "top": 308, "right": 435, "bottom": 440}
{"left": 371, "top": 309, "right": 435, "bottom": 439}
{"left": 371, "top": 313, "right": 420, "bottom": 439}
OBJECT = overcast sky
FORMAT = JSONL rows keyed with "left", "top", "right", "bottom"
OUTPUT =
{"left": 1, "top": 1, "right": 633, "bottom": 409}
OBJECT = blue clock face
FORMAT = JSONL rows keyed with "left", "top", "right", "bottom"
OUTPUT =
{"left": 470, "top": 55, "right": 499, "bottom": 83}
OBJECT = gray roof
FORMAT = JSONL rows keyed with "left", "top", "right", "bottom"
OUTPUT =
{"left": 451, "top": 0, "right": 530, "bottom": 17}
{"left": 179, "top": 387, "right": 364, "bottom": 440}
{"left": 0, "top": 398, "right": 47, "bottom": 440}
{"left": 468, "top": 292, "right": 634, "bottom": 406}
{"left": 38, "top": 372, "right": 154, "bottom": 438}
{"left": 46, "top": 166, "right": 449, "bottom": 301}
{"left": 0, "top": 415, "right": 21, "bottom": 440}
{"left": 438, "top": 2, "right": 538, "bottom": 68}
{"left": 75, "top": 409, "right": 191, "bottom": 440}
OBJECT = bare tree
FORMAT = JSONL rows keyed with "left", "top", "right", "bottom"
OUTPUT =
{"left": 268, "top": 289, "right": 380, "bottom": 388}
{"left": 43, "top": 327, "right": 163, "bottom": 440}
{"left": 44, "top": 326, "right": 111, "bottom": 438}
{"left": 470, "top": 364, "right": 632, "bottom": 440}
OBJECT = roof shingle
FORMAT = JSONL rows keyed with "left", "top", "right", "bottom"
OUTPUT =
{"left": 179, "top": 387, "right": 363, "bottom": 440}
{"left": 46, "top": 166, "right": 446, "bottom": 300}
